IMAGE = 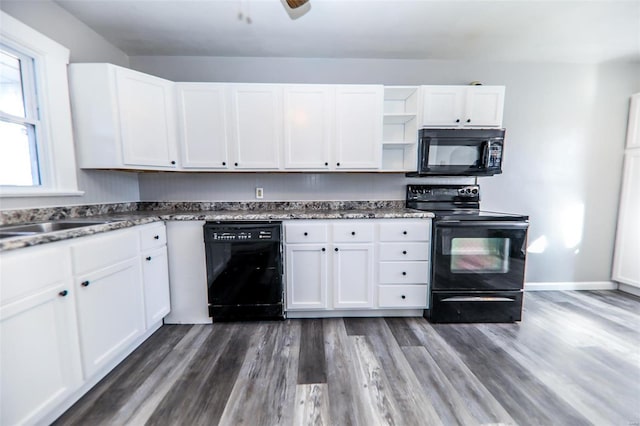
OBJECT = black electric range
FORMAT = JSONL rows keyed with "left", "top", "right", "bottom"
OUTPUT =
{"left": 407, "top": 184, "right": 529, "bottom": 323}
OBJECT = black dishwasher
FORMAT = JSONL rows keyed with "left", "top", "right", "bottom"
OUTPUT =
{"left": 204, "top": 222, "right": 284, "bottom": 321}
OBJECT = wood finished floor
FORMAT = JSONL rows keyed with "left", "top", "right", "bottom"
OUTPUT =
{"left": 55, "top": 291, "right": 640, "bottom": 426}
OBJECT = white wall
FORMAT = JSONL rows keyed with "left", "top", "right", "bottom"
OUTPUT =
{"left": 131, "top": 56, "right": 640, "bottom": 283}
{"left": 0, "top": 2, "right": 139, "bottom": 210}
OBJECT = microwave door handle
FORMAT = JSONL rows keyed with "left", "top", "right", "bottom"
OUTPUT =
{"left": 481, "top": 141, "right": 490, "bottom": 168}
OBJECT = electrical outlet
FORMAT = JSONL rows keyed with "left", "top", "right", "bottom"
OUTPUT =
{"left": 255, "top": 187, "right": 264, "bottom": 199}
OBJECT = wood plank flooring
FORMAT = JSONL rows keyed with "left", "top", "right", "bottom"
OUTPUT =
{"left": 55, "top": 291, "right": 640, "bottom": 426}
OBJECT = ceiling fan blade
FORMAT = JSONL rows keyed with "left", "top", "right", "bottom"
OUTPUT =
{"left": 286, "top": 0, "right": 309, "bottom": 9}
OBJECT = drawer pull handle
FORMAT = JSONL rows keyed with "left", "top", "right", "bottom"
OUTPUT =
{"left": 222, "top": 161, "right": 226, "bottom": 166}
{"left": 304, "top": 232, "right": 308, "bottom": 236}
{"left": 335, "top": 248, "right": 339, "bottom": 252}
{"left": 59, "top": 290, "right": 69, "bottom": 297}
{"left": 81, "top": 281, "right": 90, "bottom": 287}
{"left": 321, "top": 248, "right": 326, "bottom": 252}
{"left": 403, "top": 231, "right": 408, "bottom": 235}
{"left": 146, "top": 256, "right": 152, "bottom": 261}
{"left": 402, "top": 250, "right": 407, "bottom": 255}
{"left": 351, "top": 231, "right": 356, "bottom": 236}
{"left": 154, "top": 235, "right": 160, "bottom": 240}
{"left": 402, "top": 272, "right": 407, "bottom": 276}
{"left": 401, "top": 295, "right": 406, "bottom": 299}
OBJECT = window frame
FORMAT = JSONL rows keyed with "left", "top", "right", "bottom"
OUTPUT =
{"left": 0, "top": 11, "right": 82, "bottom": 198}
{"left": 1, "top": 43, "right": 43, "bottom": 187}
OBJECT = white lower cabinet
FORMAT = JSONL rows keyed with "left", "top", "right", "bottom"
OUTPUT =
{"left": 0, "top": 222, "right": 170, "bottom": 425}
{"left": 0, "top": 246, "right": 82, "bottom": 426}
{"left": 378, "top": 219, "right": 431, "bottom": 309}
{"left": 284, "top": 219, "right": 430, "bottom": 314}
{"left": 75, "top": 258, "right": 145, "bottom": 378}
{"left": 285, "top": 221, "right": 375, "bottom": 311}
{"left": 142, "top": 246, "right": 171, "bottom": 326}
{"left": 333, "top": 244, "right": 374, "bottom": 308}
{"left": 286, "top": 244, "right": 328, "bottom": 309}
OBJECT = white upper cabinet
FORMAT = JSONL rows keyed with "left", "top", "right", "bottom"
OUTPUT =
{"left": 229, "top": 84, "right": 283, "bottom": 170}
{"left": 283, "top": 85, "right": 332, "bottom": 170}
{"left": 68, "top": 63, "right": 178, "bottom": 170}
{"left": 421, "top": 85, "right": 505, "bottom": 128}
{"left": 176, "top": 83, "right": 230, "bottom": 169}
{"left": 334, "top": 85, "right": 384, "bottom": 169}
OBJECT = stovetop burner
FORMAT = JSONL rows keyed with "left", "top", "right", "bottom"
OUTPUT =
{"left": 406, "top": 184, "right": 528, "bottom": 222}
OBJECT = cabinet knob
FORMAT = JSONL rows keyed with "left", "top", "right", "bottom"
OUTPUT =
{"left": 324, "top": 162, "right": 328, "bottom": 166}
{"left": 304, "top": 232, "right": 308, "bottom": 236}
{"left": 335, "top": 247, "right": 339, "bottom": 252}
{"left": 59, "top": 290, "right": 69, "bottom": 297}
{"left": 222, "top": 161, "right": 226, "bottom": 166}
{"left": 146, "top": 256, "right": 152, "bottom": 261}
{"left": 154, "top": 235, "right": 160, "bottom": 240}
{"left": 455, "top": 119, "right": 460, "bottom": 123}
{"left": 351, "top": 231, "right": 356, "bottom": 236}
{"left": 403, "top": 231, "right": 408, "bottom": 235}
{"left": 234, "top": 162, "right": 238, "bottom": 166}
{"left": 81, "top": 281, "right": 90, "bottom": 287}
{"left": 321, "top": 248, "right": 326, "bottom": 252}
{"left": 466, "top": 119, "right": 471, "bottom": 123}
{"left": 402, "top": 250, "right": 407, "bottom": 255}
{"left": 402, "top": 271, "right": 407, "bottom": 276}
{"left": 336, "top": 162, "right": 341, "bottom": 167}
{"left": 171, "top": 160, "right": 176, "bottom": 165}
{"left": 401, "top": 295, "right": 406, "bottom": 299}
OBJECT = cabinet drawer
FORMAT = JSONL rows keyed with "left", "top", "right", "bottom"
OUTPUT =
{"left": 72, "top": 229, "right": 139, "bottom": 275}
{"left": 332, "top": 221, "right": 374, "bottom": 243}
{"left": 378, "top": 285, "right": 428, "bottom": 308}
{"left": 379, "top": 261, "right": 429, "bottom": 284}
{"left": 379, "top": 242, "right": 430, "bottom": 261}
{"left": 379, "top": 220, "right": 430, "bottom": 242}
{"left": 0, "top": 245, "right": 71, "bottom": 305}
{"left": 139, "top": 222, "right": 167, "bottom": 251}
{"left": 285, "top": 222, "right": 328, "bottom": 243}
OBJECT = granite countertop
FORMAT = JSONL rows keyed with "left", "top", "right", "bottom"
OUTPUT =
{"left": 0, "top": 207, "right": 433, "bottom": 252}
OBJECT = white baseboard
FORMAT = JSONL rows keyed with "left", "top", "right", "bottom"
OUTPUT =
{"left": 618, "top": 283, "right": 640, "bottom": 297}
{"left": 524, "top": 281, "right": 618, "bottom": 291}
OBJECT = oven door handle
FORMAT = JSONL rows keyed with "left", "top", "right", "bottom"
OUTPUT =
{"left": 437, "top": 220, "right": 529, "bottom": 230}
{"left": 441, "top": 296, "right": 516, "bottom": 303}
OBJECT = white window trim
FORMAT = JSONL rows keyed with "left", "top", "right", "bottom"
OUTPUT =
{"left": 0, "top": 11, "right": 83, "bottom": 197}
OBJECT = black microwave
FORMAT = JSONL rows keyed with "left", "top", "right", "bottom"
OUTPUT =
{"left": 407, "top": 128, "right": 505, "bottom": 177}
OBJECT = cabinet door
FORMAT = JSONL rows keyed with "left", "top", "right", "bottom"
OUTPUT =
{"left": 334, "top": 85, "right": 383, "bottom": 169}
{"left": 333, "top": 243, "right": 374, "bottom": 308}
{"left": 142, "top": 246, "right": 171, "bottom": 326}
{"left": 75, "top": 259, "right": 145, "bottom": 378}
{"left": 283, "top": 85, "right": 332, "bottom": 170}
{"left": 0, "top": 284, "right": 82, "bottom": 426}
{"left": 465, "top": 86, "right": 505, "bottom": 127}
{"left": 421, "top": 86, "right": 466, "bottom": 127}
{"left": 286, "top": 244, "right": 328, "bottom": 310}
{"left": 613, "top": 150, "right": 640, "bottom": 287}
{"left": 115, "top": 67, "right": 178, "bottom": 168}
{"left": 176, "top": 83, "right": 230, "bottom": 169}
{"left": 229, "top": 84, "right": 282, "bottom": 169}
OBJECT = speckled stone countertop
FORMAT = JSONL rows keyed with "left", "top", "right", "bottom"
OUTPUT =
{"left": 0, "top": 202, "right": 433, "bottom": 252}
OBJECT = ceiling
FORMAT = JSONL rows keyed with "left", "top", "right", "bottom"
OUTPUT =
{"left": 52, "top": 0, "right": 640, "bottom": 64}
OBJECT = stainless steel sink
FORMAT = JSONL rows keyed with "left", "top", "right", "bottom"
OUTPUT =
{"left": 0, "top": 220, "right": 119, "bottom": 239}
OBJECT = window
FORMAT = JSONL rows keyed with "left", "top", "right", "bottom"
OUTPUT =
{"left": 0, "top": 11, "right": 81, "bottom": 197}
{"left": 0, "top": 45, "right": 41, "bottom": 186}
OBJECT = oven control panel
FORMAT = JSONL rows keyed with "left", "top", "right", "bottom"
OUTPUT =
{"left": 407, "top": 185, "right": 480, "bottom": 202}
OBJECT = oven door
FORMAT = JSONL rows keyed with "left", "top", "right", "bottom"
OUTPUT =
{"left": 432, "top": 220, "right": 528, "bottom": 291}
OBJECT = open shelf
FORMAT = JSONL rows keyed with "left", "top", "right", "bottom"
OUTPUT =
{"left": 381, "top": 86, "right": 420, "bottom": 172}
